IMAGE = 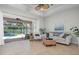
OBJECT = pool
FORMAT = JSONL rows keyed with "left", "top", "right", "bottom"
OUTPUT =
{"left": 4, "top": 34, "right": 16, "bottom": 37}
{"left": 4, "top": 31, "right": 17, "bottom": 37}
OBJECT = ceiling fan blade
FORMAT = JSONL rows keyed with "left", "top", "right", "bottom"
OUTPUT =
{"left": 35, "top": 4, "right": 50, "bottom": 10}
{"left": 43, "top": 4, "right": 49, "bottom": 9}
{"left": 35, "top": 6, "right": 41, "bottom": 10}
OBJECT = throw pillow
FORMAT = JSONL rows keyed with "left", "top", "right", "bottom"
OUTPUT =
{"left": 62, "top": 33, "right": 70, "bottom": 39}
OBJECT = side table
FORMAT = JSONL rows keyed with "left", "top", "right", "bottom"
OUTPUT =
{"left": 43, "top": 38, "right": 56, "bottom": 46}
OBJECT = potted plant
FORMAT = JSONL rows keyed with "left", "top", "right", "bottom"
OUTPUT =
{"left": 70, "top": 26, "right": 79, "bottom": 37}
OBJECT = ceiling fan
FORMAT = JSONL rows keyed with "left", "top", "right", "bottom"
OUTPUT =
{"left": 35, "top": 4, "right": 53, "bottom": 10}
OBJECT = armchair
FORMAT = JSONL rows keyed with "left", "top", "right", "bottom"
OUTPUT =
{"left": 33, "top": 34, "right": 41, "bottom": 40}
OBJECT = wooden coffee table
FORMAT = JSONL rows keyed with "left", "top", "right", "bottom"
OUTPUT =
{"left": 43, "top": 38, "right": 56, "bottom": 46}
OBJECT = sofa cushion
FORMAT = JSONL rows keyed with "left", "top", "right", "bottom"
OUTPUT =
{"left": 59, "top": 33, "right": 64, "bottom": 37}
{"left": 62, "top": 33, "right": 70, "bottom": 39}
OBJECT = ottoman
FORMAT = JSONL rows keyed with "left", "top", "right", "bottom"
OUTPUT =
{"left": 43, "top": 39, "right": 56, "bottom": 46}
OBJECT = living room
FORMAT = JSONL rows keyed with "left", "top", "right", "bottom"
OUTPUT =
{"left": 0, "top": 4, "right": 79, "bottom": 55}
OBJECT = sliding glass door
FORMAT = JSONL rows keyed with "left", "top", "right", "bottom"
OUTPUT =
{"left": 3, "top": 17, "right": 32, "bottom": 37}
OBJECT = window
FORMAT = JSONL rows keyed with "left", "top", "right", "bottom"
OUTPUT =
{"left": 4, "top": 17, "right": 32, "bottom": 37}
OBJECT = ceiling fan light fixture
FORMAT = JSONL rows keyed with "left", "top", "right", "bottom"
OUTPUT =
{"left": 35, "top": 4, "right": 51, "bottom": 11}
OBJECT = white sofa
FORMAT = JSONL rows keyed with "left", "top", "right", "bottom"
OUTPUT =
{"left": 53, "top": 35, "right": 72, "bottom": 45}
{"left": 49, "top": 32, "right": 72, "bottom": 45}
{"left": 33, "top": 34, "right": 41, "bottom": 40}
{"left": 30, "top": 33, "right": 46, "bottom": 40}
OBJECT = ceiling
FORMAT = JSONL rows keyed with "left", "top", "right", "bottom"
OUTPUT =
{"left": 0, "top": 4, "right": 79, "bottom": 19}
{"left": 23, "top": 4, "right": 64, "bottom": 16}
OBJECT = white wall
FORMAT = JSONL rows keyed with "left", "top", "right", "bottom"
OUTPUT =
{"left": 45, "top": 6, "right": 79, "bottom": 44}
{"left": 39, "top": 17, "right": 44, "bottom": 28}
{"left": 0, "top": 11, "right": 4, "bottom": 45}
{"left": 33, "top": 17, "right": 44, "bottom": 34}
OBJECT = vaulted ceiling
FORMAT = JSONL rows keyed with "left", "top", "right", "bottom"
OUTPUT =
{"left": 0, "top": 4, "right": 79, "bottom": 19}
